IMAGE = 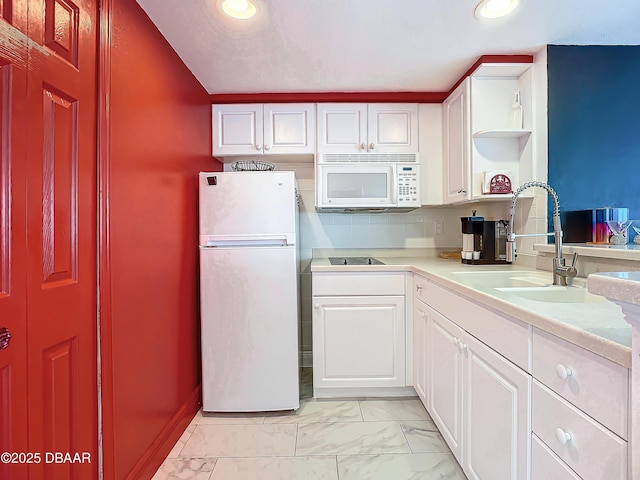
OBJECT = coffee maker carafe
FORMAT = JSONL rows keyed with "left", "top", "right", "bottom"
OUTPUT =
{"left": 460, "top": 212, "right": 511, "bottom": 265}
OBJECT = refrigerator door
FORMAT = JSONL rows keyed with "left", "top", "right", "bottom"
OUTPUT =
{"left": 200, "top": 245, "right": 299, "bottom": 412}
{"left": 199, "top": 171, "right": 297, "bottom": 246}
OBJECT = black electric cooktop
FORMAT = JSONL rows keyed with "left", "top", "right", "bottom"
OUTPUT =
{"left": 328, "top": 257, "right": 385, "bottom": 266}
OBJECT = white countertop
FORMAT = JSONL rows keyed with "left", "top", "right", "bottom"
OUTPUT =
{"left": 588, "top": 271, "right": 640, "bottom": 306}
{"left": 312, "top": 254, "right": 632, "bottom": 367}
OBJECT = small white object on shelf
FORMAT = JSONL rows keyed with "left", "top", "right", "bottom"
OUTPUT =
{"left": 509, "top": 88, "right": 524, "bottom": 129}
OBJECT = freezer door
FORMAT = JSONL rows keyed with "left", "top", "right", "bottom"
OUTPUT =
{"left": 200, "top": 246, "right": 299, "bottom": 412}
{"left": 199, "top": 171, "right": 297, "bottom": 245}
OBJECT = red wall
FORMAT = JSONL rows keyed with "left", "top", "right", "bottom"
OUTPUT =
{"left": 103, "top": 1, "right": 221, "bottom": 478}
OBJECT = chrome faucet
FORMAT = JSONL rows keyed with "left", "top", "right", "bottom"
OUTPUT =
{"left": 506, "top": 181, "right": 578, "bottom": 286}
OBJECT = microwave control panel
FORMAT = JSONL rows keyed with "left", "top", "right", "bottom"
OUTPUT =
{"left": 397, "top": 166, "right": 420, "bottom": 206}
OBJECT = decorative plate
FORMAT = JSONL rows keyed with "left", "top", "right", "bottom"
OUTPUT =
{"left": 489, "top": 174, "right": 512, "bottom": 194}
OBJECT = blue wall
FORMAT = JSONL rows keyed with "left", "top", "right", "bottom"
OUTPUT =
{"left": 548, "top": 45, "right": 640, "bottom": 225}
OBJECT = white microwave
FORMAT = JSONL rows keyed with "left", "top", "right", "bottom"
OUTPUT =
{"left": 315, "top": 154, "right": 420, "bottom": 213}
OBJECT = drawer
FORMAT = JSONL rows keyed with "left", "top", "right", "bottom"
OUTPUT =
{"left": 532, "top": 380, "right": 627, "bottom": 480}
{"left": 413, "top": 274, "right": 429, "bottom": 303}
{"left": 312, "top": 272, "right": 405, "bottom": 296}
{"left": 425, "top": 281, "right": 530, "bottom": 371}
{"left": 532, "top": 328, "right": 628, "bottom": 439}
{"left": 531, "top": 433, "right": 581, "bottom": 480}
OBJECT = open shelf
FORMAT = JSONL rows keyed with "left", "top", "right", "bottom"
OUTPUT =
{"left": 473, "top": 129, "right": 532, "bottom": 139}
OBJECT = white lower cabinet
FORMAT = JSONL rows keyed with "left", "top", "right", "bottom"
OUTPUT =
{"left": 413, "top": 297, "right": 429, "bottom": 403}
{"left": 531, "top": 326, "right": 629, "bottom": 480}
{"left": 532, "top": 380, "right": 627, "bottom": 480}
{"left": 427, "top": 304, "right": 464, "bottom": 459}
{"left": 463, "top": 332, "right": 530, "bottom": 480}
{"left": 313, "top": 295, "right": 406, "bottom": 389}
{"left": 312, "top": 272, "right": 408, "bottom": 397}
{"left": 531, "top": 433, "right": 581, "bottom": 480}
{"left": 424, "top": 302, "right": 531, "bottom": 480}
{"left": 413, "top": 279, "right": 631, "bottom": 480}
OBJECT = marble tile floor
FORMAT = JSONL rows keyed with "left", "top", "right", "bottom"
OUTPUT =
{"left": 153, "top": 369, "right": 467, "bottom": 480}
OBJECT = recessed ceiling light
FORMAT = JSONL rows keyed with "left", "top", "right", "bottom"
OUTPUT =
{"left": 222, "top": 0, "right": 256, "bottom": 19}
{"left": 475, "top": 0, "right": 521, "bottom": 20}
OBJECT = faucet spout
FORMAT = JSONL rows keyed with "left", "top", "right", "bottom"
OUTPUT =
{"left": 506, "top": 181, "right": 576, "bottom": 286}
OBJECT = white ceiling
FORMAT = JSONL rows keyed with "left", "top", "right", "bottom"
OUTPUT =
{"left": 136, "top": 0, "right": 640, "bottom": 95}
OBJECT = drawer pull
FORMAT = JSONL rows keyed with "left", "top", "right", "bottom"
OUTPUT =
{"left": 555, "top": 427, "right": 573, "bottom": 445}
{"left": 555, "top": 363, "right": 573, "bottom": 380}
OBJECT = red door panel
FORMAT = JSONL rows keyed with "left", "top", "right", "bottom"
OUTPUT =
{"left": 41, "top": 86, "right": 78, "bottom": 287}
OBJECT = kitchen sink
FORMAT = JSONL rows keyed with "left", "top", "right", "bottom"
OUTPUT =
{"left": 451, "top": 270, "right": 553, "bottom": 288}
{"left": 494, "top": 285, "right": 608, "bottom": 304}
{"left": 452, "top": 270, "right": 609, "bottom": 303}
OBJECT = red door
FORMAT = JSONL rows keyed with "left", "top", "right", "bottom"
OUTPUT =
{"left": 1, "top": 0, "right": 98, "bottom": 478}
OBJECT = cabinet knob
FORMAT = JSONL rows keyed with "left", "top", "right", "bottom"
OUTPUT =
{"left": 419, "top": 311, "right": 427, "bottom": 318}
{"left": 359, "top": 143, "right": 366, "bottom": 150}
{"left": 369, "top": 143, "right": 375, "bottom": 150}
{"left": 264, "top": 145, "right": 271, "bottom": 151}
{"left": 314, "top": 303, "right": 320, "bottom": 309}
{"left": 555, "top": 428, "right": 572, "bottom": 445}
{"left": 457, "top": 341, "right": 467, "bottom": 353}
{"left": 555, "top": 364, "right": 573, "bottom": 380}
{"left": 416, "top": 285, "right": 423, "bottom": 292}
{"left": 256, "top": 144, "right": 262, "bottom": 151}
{"left": 457, "top": 189, "right": 467, "bottom": 194}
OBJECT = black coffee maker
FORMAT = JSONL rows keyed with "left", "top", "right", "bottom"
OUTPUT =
{"left": 460, "top": 212, "right": 511, "bottom": 265}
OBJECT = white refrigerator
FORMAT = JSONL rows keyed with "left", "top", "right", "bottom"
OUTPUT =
{"left": 199, "top": 171, "right": 300, "bottom": 412}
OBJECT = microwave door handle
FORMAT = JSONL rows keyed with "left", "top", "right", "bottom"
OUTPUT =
{"left": 390, "top": 169, "right": 397, "bottom": 204}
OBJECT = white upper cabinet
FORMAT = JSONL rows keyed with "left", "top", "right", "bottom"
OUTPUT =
{"left": 443, "top": 79, "right": 471, "bottom": 204}
{"left": 443, "top": 63, "right": 535, "bottom": 204}
{"left": 316, "top": 103, "right": 367, "bottom": 153}
{"left": 212, "top": 103, "right": 315, "bottom": 156}
{"left": 317, "top": 103, "right": 418, "bottom": 153}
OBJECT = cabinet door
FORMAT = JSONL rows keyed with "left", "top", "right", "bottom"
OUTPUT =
{"left": 413, "top": 300, "right": 429, "bottom": 403}
{"left": 428, "top": 307, "right": 464, "bottom": 461}
{"left": 463, "top": 333, "right": 531, "bottom": 480}
{"left": 316, "top": 103, "right": 367, "bottom": 153}
{"left": 368, "top": 103, "right": 418, "bottom": 153}
{"left": 263, "top": 103, "right": 315, "bottom": 154}
{"left": 443, "top": 79, "right": 470, "bottom": 203}
{"left": 212, "top": 104, "right": 263, "bottom": 156}
{"left": 313, "top": 295, "right": 405, "bottom": 388}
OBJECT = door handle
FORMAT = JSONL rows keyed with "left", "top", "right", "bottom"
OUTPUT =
{"left": 0, "top": 327, "right": 11, "bottom": 351}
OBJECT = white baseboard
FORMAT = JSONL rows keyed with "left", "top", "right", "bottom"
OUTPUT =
{"left": 313, "top": 386, "right": 417, "bottom": 399}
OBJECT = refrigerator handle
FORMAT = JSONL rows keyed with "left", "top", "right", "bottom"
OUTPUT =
{"left": 200, "top": 234, "right": 290, "bottom": 247}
